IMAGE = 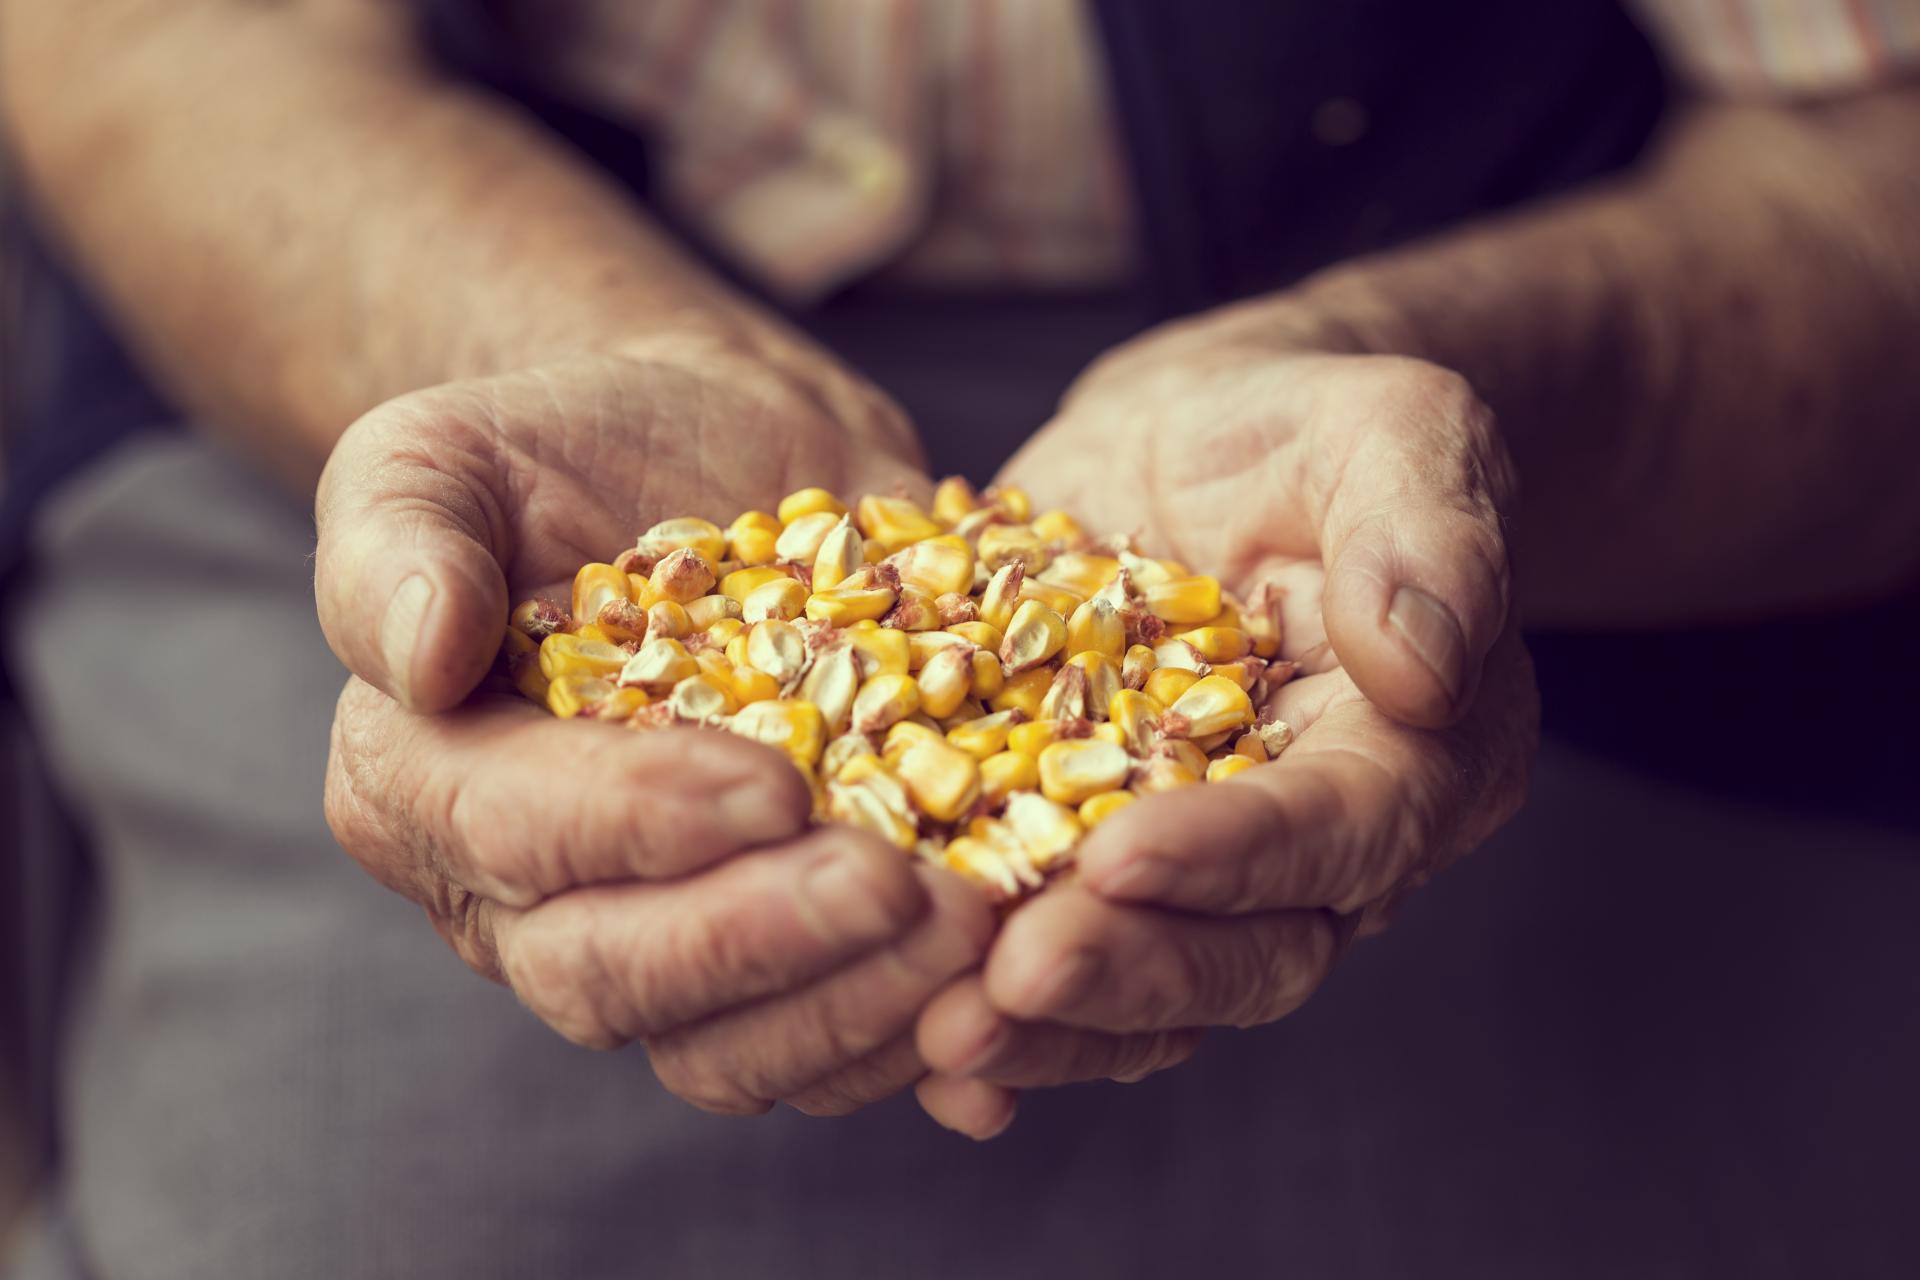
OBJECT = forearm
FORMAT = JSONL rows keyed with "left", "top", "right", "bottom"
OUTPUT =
{"left": 1289, "top": 89, "right": 1920, "bottom": 626}
{"left": 0, "top": 0, "right": 902, "bottom": 484}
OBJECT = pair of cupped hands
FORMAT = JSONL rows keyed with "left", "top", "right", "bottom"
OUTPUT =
{"left": 317, "top": 302, "right": 1538, "bottom": 1139}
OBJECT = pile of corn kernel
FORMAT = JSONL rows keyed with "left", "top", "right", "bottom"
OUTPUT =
{"left": 498, "top": 480, "right": 1295, "bottom": 902}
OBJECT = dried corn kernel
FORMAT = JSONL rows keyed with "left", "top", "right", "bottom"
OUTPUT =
{"left": 646, "top": 600, "right": 691, "bottom": 640}
{"left": 999, "top": 599, "right": 1068, "bottom": 673}
{"left": 807, "top": 583, "right": 896, "bottom": 626}
{"left": 1163, "top": 675, "right": 1255, "bottom": 738}
{"left": 1179, "top": 626, "right": 1252, "bottom": 663}
{"left": 1142, "top": 667, "right": 1202, "bottom": 706}
{"left": 618, "top": 636, "right": 698, "bottom": 688}
{"left": 1030, "top": 510, "right": 1085, "bottom": 546}
{"left": 1207, "top": 754, "right": 1258, "bottom": 782}
{"left": 572, "top": 563, "right": 634, "bottom": 629}
{"left": 1108, "top": 689, "right": 1164, "bottom": 753}
{"left": 1037, "top": 739, "right": 1130, "bottom": 805}
{"left": 1142, "top": 576, "right": 1222, "bottom": 625}
{"left": 1067, "top": 652, "right": 1123, "bottom": 720}
{"left": 932, "top": 475, "right": 979, "bottom": 526}
{"left": 895, "top": 737, "right": 982, "bottom": 824}
{"left": 847, "top": 624, "right": 912, "bottom": 678}
{"left": 730, "top": 699, "right": 826, "bottom": 766}
{"left": 1004, "top": 792, "right": 1083, "bottom": 870}
{"left": 978, "top": 562, "right": 1024, "bottom": 632}
{"left": 853, "top": 672, "right": 922, "bottom": 734}
{"left": 743, "top": 577, "right": 809, "bottom": 624}
{"left": 777, "top": 487, "right": 846, "bottom": 525}
{"left": 649, "top": 547, "right": 716, "bottom": 604}
{"left": 979, "top": 750, "right": 1040, "bottom": 806}
{"left": 987, "top": 485, "right": 1032, "bottom": 523}
{"left": 916, "top": 645, "right": 975, "bottom": 719}
{"left": 946, "top": 708, "right": 1024, "bottom": 759}
{"left": 541, "top": 633, "right": 629, "bottom": 681}
{"left": 811, "top": 515, "right": 865, "bottom": 593}
{"left": 547, "top": 674, "right": 614, "bottom": 719}
{"left": 720, "top": 565, "right": 792, "bottom": 604}
{"left": 989, "top": 666, "right": 1055, "bottom": 719}
{"left": 856, "top": 495, "right": 943, "bottom": 553}
{"left": 1122, "top": 642, "right": 1157, "bottom": 689}
{"left": 1078, "top": 791, "right": 1135, "bottom": 827}
{"left": 888, "top": 535, "right": 975, "bottom": 598}
{"left": 1066, "top": 595, "right": 1126, "bottom": 661}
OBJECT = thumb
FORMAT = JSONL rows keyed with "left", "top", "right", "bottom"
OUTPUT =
{"left": 315, "top": 408, "right": 510, "bottom": 712}
{"left": 1317, "top": 364, "right": 1514, "bottom": 728}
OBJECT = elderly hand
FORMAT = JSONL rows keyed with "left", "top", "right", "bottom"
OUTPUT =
{"left": 913, "top": 304, "right": 1540, "bottom": 1137}
{"left": 317, "top": 349, "right": 992, "bottom": 1118}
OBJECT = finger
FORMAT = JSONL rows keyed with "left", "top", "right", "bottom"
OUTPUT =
{"left": 1314, "top": 361, "right": 1515, "bottom": 727}
{"left": 782, "top": 1035, "right": 926, "bottom": 1118}
{"left": 981, "top": 884, "right": 1339, "bottom": 1033}
{"left": 315, "top": 403, "right": 513, "bottom": 712}
{"left": 326, "top": 678, "right": 812, "bottom": 908}
{"left": 643, "top": 868, "right": 993, "bottom": 1114}
{"left": 485, "top": 826, "right": 931, "bottom": 1050}
{"left": 1078, "top": 633, "right": 1536, "bottom": 915}
{"left": 917, "top": 976, "right": 1205, "bottom": 1087}
{"left": 916, "top": 1074, "right": 1019, "bottom": 1141}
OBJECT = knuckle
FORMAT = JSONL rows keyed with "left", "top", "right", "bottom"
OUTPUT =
{"left": 647, "top": 1041, "right": 770, "bottom": 1116}
{"left": 502, "top": 915, "right": 624, "bottom": 1051}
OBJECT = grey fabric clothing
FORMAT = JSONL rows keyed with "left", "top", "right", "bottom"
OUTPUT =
{"left": 7, "top": 432, "right": 1920, "bottom": 1279}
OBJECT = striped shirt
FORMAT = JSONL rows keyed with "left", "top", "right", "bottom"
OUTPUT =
{"left": 513, "top": 0, "right": 1920, "bottom": 302}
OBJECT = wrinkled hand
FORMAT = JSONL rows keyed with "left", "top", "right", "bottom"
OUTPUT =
{"left": 914, "top": 305, "right": 1540, "bottom": 1137}
{"left": 318, "top": 349, "right": 992, "bottom": 1117}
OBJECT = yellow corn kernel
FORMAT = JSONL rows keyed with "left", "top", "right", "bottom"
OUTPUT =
{"left": 1244, "top": 582, "right": 1284, "bottom": 659}
{"left": 885, "top": 535, "right": 975, "bottom": 598}
{"left": 1142, "top": 575, "right": 1222, "bottom": 625}
{"left": 628, "top": 573, "right": 655, "bottom": 606}
{"left": 513, "top": 658, "right": 551, "bottom": 704}
{"left": 1165, "top": 674, "right": 1255, "bottom": 738}
{"left": 1220, "top": 661, "right": 1264, "bottom": 692}
{"left": 979, "top": 750, "right": 1040, "bottom": 806}
{"left": 1143, "top": 667, "right": 1202, "bottom": 707}
{"left": 827, "top": 776, "right": 917, "bottom": 850}
{"left": 855, "top": 495, "right": 943, "bottom": 553}
{"left": 725, "top": 511, "right": 782, "bottom": 566}
{"left": 633, "top": 516, "right": 726, "bottom": 567}
{"left": 1017, "top": 579, "right": 1084, "bottom": 619}
{"left": 907, "top": 630, "right": 967, "bottom": 670}
{"left": 539, "top": 633, "right": 629, "bottom": 681}
{"left": 668, "top": 673, "right": 735, "bottom": 722}
{"left": 836, "top": 751, "right": 889, "bottom": 787}
{"left": 728, "top": 698, "right": 826, "bottom": 766}
{"left": 616, "top": 636, "right": 698, "bottom": 689}
{"left": 742, "top": 577, "right": 809, "bottom": 623}
{"left": 882, "top": 718, "right": 944, "bottom": 766}
{"left": 1107, "top": 688, "right": 1165, "bottom": 753}
{"left": 501, "top": 624, "right": 536, "bottom": 665}
{"left": 1178, "top": 626, "right": 1252, "bottom": 664}
{"left": 684, "top": 594, "right": 741, "bottom": 631}
{"left": 776, "top": 487, "right": 846, "bottom": 525}
{"left": 1030, "top": 510, "right": 1085, "bottom": 546}
{"left": 645, "top": 600, "right": 691, "bottom": 640}
{"left": 846, "top": 624, "right": 912, "bottom": 678}
{"left": 727, "top": 663, "right": 780, "bottom": 706}
{"left": 852, "top": 672, "right": 921, "bottom": 734}
{"left": 742, "top": 615, "right": 801, "bottom": 676}
{"left": 649, "top": 547, "right": 717, "bottom": 604}
{"left": 946, "top": 620, "right": 1004, "bottom": 651}
{"left": 987, "top": 485, "right": 1032, "bottom": 523}
{"left": 1133, "top": 757, "right": 1200, "bottom": 794}
{"left": 1037, "top": 739, "right": 1130, "bottom": 806}
{"left": 942, "top": 696, "right": 988, "bottom": 726}
{"left": 989, "top": 665, "right": 1054, "bottom": 718}
{"left": 573, "top": 623, "right": 616, "bottom": 645}
{"left": 1007, "top": 719, "right": 1066, "bottom": 757}
{"left": 795, "top": 513, "right": 856, "bottom": 592}
{"left": 1090, "top": 722, "right": 1127, "bottom": 747}
{"left": 546, "top": 674, "right": 614, "bottom": 719}
{"left": 1233, "top": 731, "right": 1268, "bottom": 762}
{"left": 931, "top": 475, "right": 980, "bottom": 526}
{"left": 597, "top": 686, "right": 651, "bottom": 721}
{"left": 719, "top": 565, "right": 791, "bottom": 604}
{"left": 915, "top": 645, "right": 974, "bottom": 719}
{"left": 978, "top": 562, "right": 1024, "bottom": 633}
{"left": 806, "top": 583, "right": 896, "bottom": 626}
{"left": 942, "top": 837, "right": 1024, "bottom": 901}
{"left": 799, "top": 643, "right": 861, "bottom": 735}
{"left": 946, "top": 708, "right": 1025, "bottom": 759}
{"left": 883, "top": 586, "right": 943, "bottom": 631}
{"left": 999, "top": 599, "right": 1068, "bottom": 673}
{"left": 1065, "top": 596, "right": 1126, "bottom": 661}
{"left": 725, "top": 632, "right": 752, "bottom": 669}
{"left": 1037, "top": 663, "right": 1090, "bottom": 722}
{"left": 895, "top": 737, "right": 983, "bottom": 824}
{"left": 1065, "top": 652, "right": 1122, "bottom": 717}
{"left": 1207, "top": 754, "right": 1258, "bottom": 783}
{"left": 1153, "top": 638, "right": 1211, "bottom": 674}
{"left": 968, "top": 647, "right": 1005, "bottom": 700}
{"left": 1004, "top": 791, "right": 1083, "bottom": 870}
{"left": 1040, "top": 552, "right": 1121, "bottom": 599}
{"left": 978, "top": 524, "right": 1051, "bottom": 574}
{"left": 1122, "top": 643, "right": 1158, "bottom": 689}
{"left": 769, "top": 510, "right": 836, "bottom": 564}
{"left": 1078, "top": 791, "right": 1136, "bottom": 827}
{"left": 571, "top": 563, "right": 634, "bottom": 629}
{"left": 509, "top": 598, "right": 571, "bottom": 640}
{"left": 705, "top": 617, "right": 745, "bottom": 649}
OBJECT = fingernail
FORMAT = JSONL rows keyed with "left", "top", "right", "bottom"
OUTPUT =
{"left": 381, "top": 574, "right": 434, "bottom": 706}
{"left": 1097, "top": 856, "right": 1177, "bottom": 901}
{"left": 1026, "top": 949, "right": 1104, "bottom": 1016}
{"left": 955, "top": 1018, "right": 1013, "bottom": 1075}
{"left": 800, "top": 851, "right": 899, "bottom": 943}
{"left": 1387, "top": 586, "right": 1465, "bottom": 704}
{"left": 717, "top": 778, "right": 804, "bottom": 847}
{"left": 972, "top": 1098, "right": 1017, "bottom": 1141}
